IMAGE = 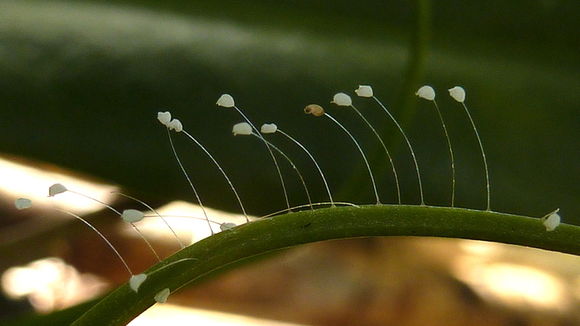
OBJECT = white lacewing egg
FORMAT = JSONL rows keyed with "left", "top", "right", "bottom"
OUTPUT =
{"left": 129, "top": 273, "right": 147, "bottom": 293}
{"left": 216, "top": 94, "right": 235, "bottom": 108}
{"left": 15, "top": 198, "right": 33, "bottom": 210}
{"left": 48, "top": 183, "right": 68, "bottom": 197}
{"left": 448, "top": 86, "right": 466, "bottom": 103}
{"left": 220, "top": 222, "right": 237, "bottom": 231}
{"left": 232, "top": 122, "right": 252, "bottom": 136}
{"left": 354, "top": 85, "right": 373, "bottom": 98}
{"left": 122, "top": 209, "right": 145, "bottom": 223}
{"left": 416, "top": 85, "right": 436, "bottom": 101}
{"left": 260, "top": 123, "right": 278, "bottom": 134}
{"left": 543, "top": 210, "right": 561, "bottom": 232}
{"left": 157, "top": 111, "right": 172, "bottom": 126}
{"left": 154, "top": 288, "right": 171, "bottom": 303}
{"left": 168, "top": 119, "right": 183, "bottom": 132}
{"left": 331, "top": 92, "right": 352, "bottom": 106}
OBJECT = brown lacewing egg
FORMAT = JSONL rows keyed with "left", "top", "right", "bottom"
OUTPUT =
{"left": 304, "top": 104, "right": 325, "bottom": 117}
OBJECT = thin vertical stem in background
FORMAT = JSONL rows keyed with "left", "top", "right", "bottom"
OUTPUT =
{"left": 377, "top": 0, "right": 430, "bottom": 205}
{"left": 397, "top": 0, "right": 431, "bottom": 128}
{"left": 342, "top": 0, "right": 431, "bottom": 200}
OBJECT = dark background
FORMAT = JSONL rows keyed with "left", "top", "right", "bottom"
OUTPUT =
{"left": 0, "top": 0, "right": 578, "bottom": 220}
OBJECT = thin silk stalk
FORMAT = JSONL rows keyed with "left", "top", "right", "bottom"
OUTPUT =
{"left": 372, "top": 97, "right": 425, "bottom": 205}
{"left": 232, "top": 106, "right": 291, "bottom": 210}
{"left": 167, "top": 130, "right": 213, "bottom": 234}
{"left": 182, "top": 130, "right": 249, "bottom": 222}
{"left": 324, "top": 113, "right": 381, "bottom": 204}
{"left": 114, "top": 192, "right": 185, "bottom": 249}
{"left": 461, "top": 102, "right": 491, "bottom": 211}
{"left": 276, "top": 129, "right": 334, "bottom": 206}
{"left": 433, "top": 100, "right": 456, "bottom": 206}
{"left": 350, "top": 104, "right": 401, "bottom": 204}
{"left": 54, "top": 208, "right": 133, "bottom": 276}
{"left": 255, "top": 133, "right": 313, "bottom": 209}
{"left": 67, "top": 190, "right": 161, "bottom": 261}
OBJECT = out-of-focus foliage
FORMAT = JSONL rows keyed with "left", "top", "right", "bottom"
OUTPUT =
{"left": 0, "top": 0, "right": 578, "bottom": 221}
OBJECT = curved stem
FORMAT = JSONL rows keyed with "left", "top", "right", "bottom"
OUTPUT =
{"left": 73, "top": 205, "right": 580, "bottom": 326}
{"left": 396, "top": 0, "right": 431, "bottom": 130}
{"left": 260, "top": 201, "right": 357, "bottom": 218}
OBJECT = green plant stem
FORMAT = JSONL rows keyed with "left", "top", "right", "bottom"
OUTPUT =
{"left": 73, "top": 205, "right": 580, "bottom": 325}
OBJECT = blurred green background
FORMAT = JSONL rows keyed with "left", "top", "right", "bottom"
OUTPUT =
{"left": 0, "top": 0, "right": 578, "bottom": 221}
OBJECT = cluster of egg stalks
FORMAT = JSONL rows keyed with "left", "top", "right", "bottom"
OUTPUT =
{"left": 11, "top": 84, "right": 561, "bottom": 305}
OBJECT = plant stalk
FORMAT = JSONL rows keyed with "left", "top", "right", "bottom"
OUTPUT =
{"left": 73, "top": 205, "right": 580, "bottom": 325}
